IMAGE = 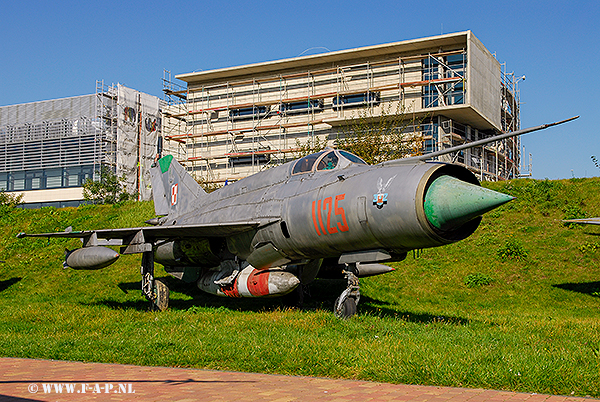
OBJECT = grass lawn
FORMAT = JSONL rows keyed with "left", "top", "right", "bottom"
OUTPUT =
{"left": 0, "top": 177, "right": 599, "bottom": 397}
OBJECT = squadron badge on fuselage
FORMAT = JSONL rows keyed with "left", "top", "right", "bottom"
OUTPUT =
{"left": 373, "top": 175, "right": 397, "bottom": 209}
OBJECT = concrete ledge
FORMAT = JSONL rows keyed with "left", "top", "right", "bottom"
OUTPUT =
{"left": 8, "top": 187, "right": 84, "bottom": 204}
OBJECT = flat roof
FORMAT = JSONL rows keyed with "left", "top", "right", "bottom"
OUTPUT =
{"left": 177, "top": 31, "right": 471, "bottom": 85}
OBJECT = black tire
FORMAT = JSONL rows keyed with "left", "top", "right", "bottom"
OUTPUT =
{"left": 152, "top": 279, "right": 169, "bottom": 311}
{"left": 334, "top": 296, "right": 357, "bottom": 319}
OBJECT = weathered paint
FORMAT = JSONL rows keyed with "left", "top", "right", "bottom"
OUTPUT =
{"left": 424, "top": 175, "right": 514, "bottom": 230}
{"left": 65, "top": 246, "right": 119, "bottom": 270}
{"left": 17, "top": 118, "right": 577, "bottom": 312}
{"left": 149, "top": 151, "right": 512, "bottom": 268}
{"left": 158, "top": 154, "right": 173, "bottom": 173}
{"left": 197, "top": 265, "right": 300, "bottom": 297}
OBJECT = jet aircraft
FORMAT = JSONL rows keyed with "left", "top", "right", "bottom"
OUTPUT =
{"left": 18, "top": 117, "right": 578, "bottom": 318}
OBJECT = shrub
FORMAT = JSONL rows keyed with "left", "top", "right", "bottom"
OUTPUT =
{"left": 497, "top": 237, "right": 528, "bottom": 261}
{"left": 464, "top": 273, "right": 494, "bottom": 288}
{"left": 562, "top": 204, "right": 587, "bottom": 227}
{"left": 579, "top": 242, "right": 600, "bottom": 253}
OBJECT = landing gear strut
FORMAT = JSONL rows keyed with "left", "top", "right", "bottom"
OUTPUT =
{"left": 141, "top": 250, "right": 169, "bottom": 311}
{"left": 334, "top": 263, "right": 360, "bottom": 319}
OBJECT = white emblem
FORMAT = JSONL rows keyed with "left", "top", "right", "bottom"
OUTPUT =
{"left": 373, "top": 175, "right": 396, "bottom": 209}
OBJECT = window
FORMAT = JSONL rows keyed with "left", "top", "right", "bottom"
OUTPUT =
{"left": 80, "top": 166, "right": 93, "bottom": 185}
{"left": 66, "top": 167, "right": 81, "bottom": 187}
{"left": 12, "top": 172, "right": 25, "bottom": 191}
{"left": 446, "top": 54, "right": 465, "bottom": 71}
{"left": 229, "top": 153, "right": 269, "bottom": 167}
{"left": 316, "top": 151, "right": 338, "bottom": 170}
{"left": 422, "top": 53, "right": 466, "bottom": 108}
{"left": 279, "top": 99, "right": 323, "bottom": 115}
{"left": 19, "top": 200, "right": 85, "bottom": 209}
{"left": 422, "top": 122, "right": 439, "bottom": 154}
{"left": 0, "top": 173, "right": 7, "bottom": 191}
{"left": 423, "top": 57, "right": 440, "bottom": 108}
{"left": 292, "top": 152, "right": 324, "bottom": 175}
{"left": 25, "top": 171, "right": 43, "bottom": 190}
{"left": 445, "top": 54, "right": 465, "bottom": 105}
{"left": 339, "top": 150, "right": 367, "bottom": 165}
{"left": 31, "top": 177, "right": 41, "bottom": 189}
{"left": 229, "top": 106, "right": 269, "bottom": 121}
{"left": 0, "top": 168, "right": 93, "bottom": 191}
{"left": 333, "top": 92, "right": 380, "bottom": 110}
{"left": 45, "top": 168, "right": 62, "bottom": 188}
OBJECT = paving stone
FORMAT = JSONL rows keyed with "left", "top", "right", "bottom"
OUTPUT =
{"left": 0, "top": 358, "right": 597, "bottom": 402}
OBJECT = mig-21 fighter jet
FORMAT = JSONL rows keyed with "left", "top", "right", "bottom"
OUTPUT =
{"left": 18, "top": 117, "right": 578, "bottom": 318}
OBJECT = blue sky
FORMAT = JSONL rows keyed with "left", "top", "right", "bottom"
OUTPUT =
{"left": 1, "top": 0, "right": 598, "bottom": 179}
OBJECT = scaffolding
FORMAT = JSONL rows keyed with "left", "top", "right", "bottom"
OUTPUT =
{"left": 0, "top": 93, "right": 105, "bottom": 192}
{"left": 95, "top": 80, "right": 118, "bottom": 174}
{"left": 163, "top": 47, "right": 519, "bottom": 183}
{"left": 0, "top": 82, "right": 162, "bottom": 203}
{"left": 499, "top": 65, "right": 523, "bottom": 179}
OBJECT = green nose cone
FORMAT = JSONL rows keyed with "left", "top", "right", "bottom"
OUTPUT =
{"left": 424, "top": 176, "right": 514, "bottom": 231}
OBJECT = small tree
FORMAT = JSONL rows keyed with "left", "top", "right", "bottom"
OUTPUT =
{"left": 336, "top": 104, "right": 425, "bottom": 165}
{"left": 0, "top": 191, "right": 23, "bottom": 208}
{"left": 0, "top": 191, "right": 24, "bottom": 216}
{"left": 295, "top": 135, "right": 329, "bottom": 158}
{"left": 195, "top": 176, "right": 220, "bottom": 193}
{"left": 295, "top": 104, "right": 426, "bottom": 164}
{"left": 83, "top": 166, "right": 135, "bottom": 204}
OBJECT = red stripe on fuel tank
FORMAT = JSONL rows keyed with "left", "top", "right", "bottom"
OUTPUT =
{"left": 247, "top": 269, "right": 270, "bottom": 296}
{"left": 221, "top": 282, "right": 240, "bottom": 298}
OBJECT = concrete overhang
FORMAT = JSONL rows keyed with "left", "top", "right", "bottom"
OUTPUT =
{"left": 325, "top": 104, "right": 499, "bottom": 133}
{"left": 430, "top": 104, "right": 500, "bottom": 132}
{"left": 176, "top": 31, "right": 471, "bottom": 86}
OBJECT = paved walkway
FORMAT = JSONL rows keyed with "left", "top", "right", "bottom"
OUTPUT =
{"left": 0, "top": 357, "right": 595, "bottom": 402}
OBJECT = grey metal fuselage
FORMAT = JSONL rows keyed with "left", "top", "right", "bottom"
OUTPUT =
{"left": 15, "top": 117, "right": 578, "bottom": 306}
{"left": 161, "top": 152, "right": 476, "bottom": 268}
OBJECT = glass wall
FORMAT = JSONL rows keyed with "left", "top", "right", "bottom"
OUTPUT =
{"left": 421, "top": 120, "right": 439, "bottom": 154}
{"left": 0, "top": 165, "right": 94, "bottom": 192}
{"left": 422, "top": 53, "right": 466, "bottom": 108}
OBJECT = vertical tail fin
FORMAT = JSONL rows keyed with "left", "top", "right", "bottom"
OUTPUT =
{"left": 150, "top": 155, "right": 206, "bottom": 217}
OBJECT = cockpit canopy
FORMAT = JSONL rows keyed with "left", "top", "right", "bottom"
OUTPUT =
{"left": 291, "top": 149, "right": 367, "bottom": 175}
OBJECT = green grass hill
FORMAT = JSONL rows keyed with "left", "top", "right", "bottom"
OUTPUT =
{"left": 0, "top": 177, "right": 599, "bottom": 397}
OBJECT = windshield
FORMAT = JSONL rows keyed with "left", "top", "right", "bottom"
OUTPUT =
{"left": 292, "top": 149, "right": 366, "bottom": 175}
{"left": 339, "top": 150, "right": 367, "bottom": 165}
{"left": 292, "top": 152, "right": 324, "bottom": 175}
{"left": 316, "top": 151, "right": 338, "bottom": 171}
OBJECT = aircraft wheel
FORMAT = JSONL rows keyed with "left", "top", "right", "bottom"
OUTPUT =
{"left": 152, "top": 279, "right": 170, "bottom": 311}
{"left": 334, "top": 296, "right": 357, "bottom": 319}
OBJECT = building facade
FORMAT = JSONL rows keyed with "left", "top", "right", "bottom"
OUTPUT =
{"left": 0, "top": 83, "right": 162, "bottom": 207}
{"left": 163, "top": 31, "right": 522, "bottom": 184}
{"left": 0, "top": 32, "right": 522, "bottom": 208}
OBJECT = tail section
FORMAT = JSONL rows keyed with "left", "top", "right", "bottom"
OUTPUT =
{"left": 150, "top": 155, "right": 206, "bottom": 217}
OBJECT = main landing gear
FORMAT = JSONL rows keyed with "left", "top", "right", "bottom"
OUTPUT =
{"left": 334, "top": 263, "right": 360, "bottom": 319}
{"left": 141, "top": 251, "right": 170, "bottom": 311}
